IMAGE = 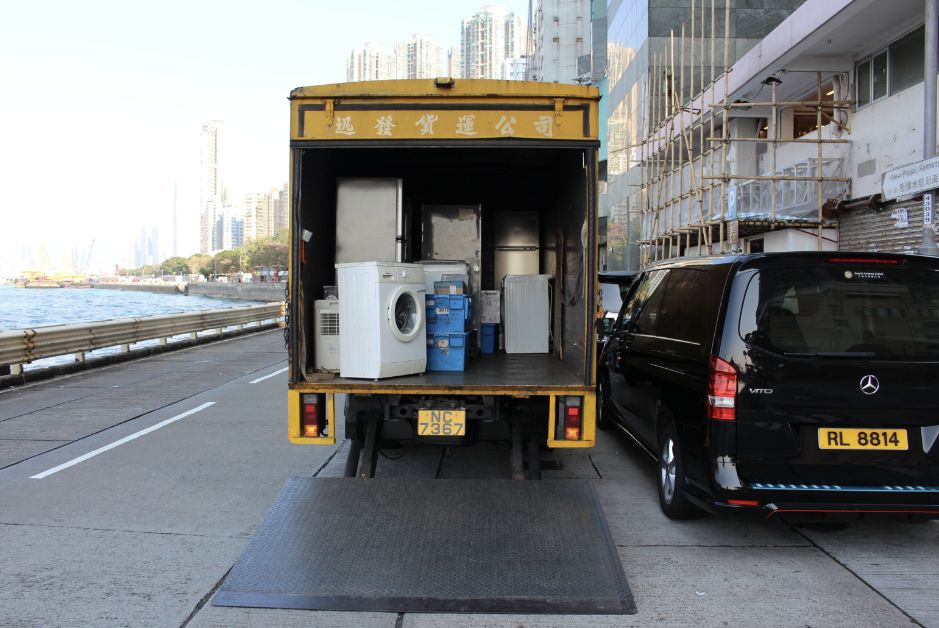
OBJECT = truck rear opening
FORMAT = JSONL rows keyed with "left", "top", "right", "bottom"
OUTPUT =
{"left": 285, "top": 80, "right": 600, "bottom": 474}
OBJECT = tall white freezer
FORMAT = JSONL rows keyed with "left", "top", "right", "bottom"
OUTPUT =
{"left": 503, "top": 274, "right": 551, "bottom": 354}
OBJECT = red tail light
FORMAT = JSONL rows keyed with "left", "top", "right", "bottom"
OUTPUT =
{"left": 558, "top": 397, "right": 583, "bottom": 440}
{"left": 302, "top": 395, "right": 324, "bottom": 437}
{"left": 564, "top": 405, "right": 582, "bottom": 440}
{"left": 727, "top": 499, "right": 760, "bottom": 507}
{"left": 707, "top": 356, "right": 737, "bottom": 421}
{"left": 828, "top": 257, "right": 898, "bottom": 265}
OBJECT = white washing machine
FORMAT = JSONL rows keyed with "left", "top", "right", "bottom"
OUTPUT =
{"left": 336, "top": 261, "right": 426, "bottom": 379}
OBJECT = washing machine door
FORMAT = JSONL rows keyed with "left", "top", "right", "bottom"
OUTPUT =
{"left": 387, "top": 286, "right": 424, "bottom": 342}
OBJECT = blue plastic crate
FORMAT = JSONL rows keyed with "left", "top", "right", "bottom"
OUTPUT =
{"left": 426, "top": 332, "right": 469, "bottom": 371}
{"left": 425, "top": 294, "right": 471, "bottom": 333}
{"left": 480, "top": 323, "right": 497, "bottom": 354}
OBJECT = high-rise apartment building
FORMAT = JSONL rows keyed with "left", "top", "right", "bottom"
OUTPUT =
{"left": 501, "top": 57, "right": 528, "bottom": 80}
{"left": 407, "top": 34, "right": 447, "bottom": 78}
{"left": 349, "top": 35, "right": 452, "bottom": 81}
{"left": 347, "top": 42, "right": 396, "bottom": 81}
{"left": 243, "top": 185, "right": 288, "bottom": 242}
{"left": 460, "top": 5, "right": 524, "bottom": 79}
{"left": 199, "top": 121, "right": 224, "bottom": 254}
{"left": 448, "top": 47, "right": 462, "bottom": 78}
{"left": 215, "top": 210, "right": 244, "bottom": 251}
{"left": 530, "top": 0, "right": 592, "bottom": 83}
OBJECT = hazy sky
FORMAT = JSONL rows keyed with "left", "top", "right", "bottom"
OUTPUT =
{"left": 0, "top": 0, "right": 528, "bottom": 272}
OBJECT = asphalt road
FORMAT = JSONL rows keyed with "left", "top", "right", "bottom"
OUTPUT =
{"left": 0, "top": 329, "right": 936, "bottom": 627}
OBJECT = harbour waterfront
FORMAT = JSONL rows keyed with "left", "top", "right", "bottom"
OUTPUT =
{"left": 0, "top": 285, "right": 261, "bottom": 331}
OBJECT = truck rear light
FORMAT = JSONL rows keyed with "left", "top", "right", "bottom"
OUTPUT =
{"left": 707, "top": 357, "right": 737, "bottom": 421}
{"left": 558, "top": 397, "right": 582, "bottom": 440}
{"left": 302, "top": 394, "right": 325, "bottom": 437}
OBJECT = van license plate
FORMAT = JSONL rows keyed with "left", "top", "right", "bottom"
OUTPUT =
{"left": 818, "top": 428, "right": 908, "bottom": 450}
{"left": 418, "top": 409, "right": 466, "bottom": 437}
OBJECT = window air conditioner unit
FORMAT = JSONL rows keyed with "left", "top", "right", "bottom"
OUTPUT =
{"left": 314, "top": 299, "right": 340, "bottom": 372}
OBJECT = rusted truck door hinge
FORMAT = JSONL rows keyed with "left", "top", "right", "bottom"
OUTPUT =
{"left": 324, "top": 99, "right": 335, "bottom": 127}
{"left": 553, "top": 98, "right": 566, "bottom": 126}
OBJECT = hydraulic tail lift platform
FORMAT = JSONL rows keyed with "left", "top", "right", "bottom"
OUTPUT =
{"left": 212, "top": 477, "right": 636, "bottom": 614}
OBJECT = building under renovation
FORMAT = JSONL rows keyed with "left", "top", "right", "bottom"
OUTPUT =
{"left": 604, "top": 0, "right": 938, "bottom": 268}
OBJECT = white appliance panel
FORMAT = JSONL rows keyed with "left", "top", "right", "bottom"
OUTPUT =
{"left": 336, "top": 178, "right": 404, "bottom": 263}
{"left": 503, "top": 274, "right": 551, "bottom": 354}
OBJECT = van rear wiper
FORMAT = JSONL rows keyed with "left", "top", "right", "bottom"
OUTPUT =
{"left": 783, "top": 351, "right": 876, "bottom": 358}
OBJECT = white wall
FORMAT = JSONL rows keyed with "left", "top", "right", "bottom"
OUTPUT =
{"left": 850, "top": 82, "right": 927, "bottom": 197}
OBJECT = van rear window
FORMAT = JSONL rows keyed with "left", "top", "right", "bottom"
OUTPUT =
{"left": 738, "top": 266, "right": 939, "bottom": 360}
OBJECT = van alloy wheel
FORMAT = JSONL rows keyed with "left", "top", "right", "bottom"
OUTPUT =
{"left": 656, "top": 420, "right": 704, "bottom": 519}
{"left": 660, "top": 437, "right": 677, "bottom": 504}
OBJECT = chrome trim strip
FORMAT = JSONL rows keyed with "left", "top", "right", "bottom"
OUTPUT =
{"left": 632, "top": 333, "right": 700, "bottom": 346}
{"left": 651, "top": 363, "right": 685, "bottom": 375}
{"left": 750, "top": 483, "right": 939, "bottom": 493}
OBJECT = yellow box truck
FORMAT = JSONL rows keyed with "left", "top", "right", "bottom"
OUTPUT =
{"left": 285, "top": 79, "right": 601, "bottom": 478}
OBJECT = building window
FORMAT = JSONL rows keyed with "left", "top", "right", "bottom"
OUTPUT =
{"left": 855, "top": 26, "right": 925, "bottom": 108}
{"left": 793, "top": 82, "right": 835, "bottom": 138}
{"left": 890, "top": 26, "right": 925, "bottom": 93}
{"left": 856, "top": 59, "right": 871, "bottom": 107}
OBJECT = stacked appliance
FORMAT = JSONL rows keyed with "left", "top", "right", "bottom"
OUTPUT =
{"left": 503, "top": 274, "right": 551, "bottom": 353}
{"left": 336, "top": 262, "right": 426, "bottom": 379}
{"left": 336, "top": 178, "right": 405, "bottom": 263}
{"left": 494, "top": 211, "right": 540, "bottom": 287}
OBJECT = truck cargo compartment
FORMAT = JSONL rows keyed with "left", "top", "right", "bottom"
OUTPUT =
{"left": 295, "top": 144, "right": 594, "bottom": 388}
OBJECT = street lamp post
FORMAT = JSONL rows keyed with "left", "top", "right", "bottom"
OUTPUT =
{"left": 921, "top": 0, "right": 939, "bottom": 255}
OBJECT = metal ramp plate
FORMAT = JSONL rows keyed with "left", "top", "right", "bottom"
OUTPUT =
{"left": 213, "top": 477, "right": 636, "bottom": 614}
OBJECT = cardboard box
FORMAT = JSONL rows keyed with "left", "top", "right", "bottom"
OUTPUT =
{"left": 433, "top": 279, "right": 465, "bottom": 295}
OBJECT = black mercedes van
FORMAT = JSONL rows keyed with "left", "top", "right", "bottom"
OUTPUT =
{"left": 598, "top": 252, "right": 939, "bottom": 519}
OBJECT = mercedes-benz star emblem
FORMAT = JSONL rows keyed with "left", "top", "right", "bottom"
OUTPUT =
{"left": 859, "top": 374, "right": 880, "bottom": 395}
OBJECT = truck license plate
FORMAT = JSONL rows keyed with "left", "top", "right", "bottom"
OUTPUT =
{"left": 818, "top": 428, "right": 908, "bottom": 450}
{"left": 418, "top": 409, "right": 465, "bottom": 437}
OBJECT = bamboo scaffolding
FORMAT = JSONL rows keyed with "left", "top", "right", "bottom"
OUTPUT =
{"left": 633, "top": 3, "right": 850, "bottom": 266}
{"left": 719, "top": 0, "right": 730, "bottom": 254}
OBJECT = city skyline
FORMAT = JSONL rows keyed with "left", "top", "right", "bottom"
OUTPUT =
{"left": 0, "top": 1, "right": 528, "bottom": 278}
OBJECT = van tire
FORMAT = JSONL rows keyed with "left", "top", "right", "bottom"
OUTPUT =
{"left": 657, "top": 419, "right": 704, "bottom": 519}
{"left": 597, "top": 377, "right": 612, "bottom": 431}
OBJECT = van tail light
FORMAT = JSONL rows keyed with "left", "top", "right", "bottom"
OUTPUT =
{"left": 707, "top": 357, "right": 737, "bottom": 421}
{"left": 559, "top": 397, "right": 583, "bottom": 440}
{"left": 302, "top": 394, "right": 325, "bottom": 437}
{"left": 727, "top": 499, "right": 760, "bottom": 507}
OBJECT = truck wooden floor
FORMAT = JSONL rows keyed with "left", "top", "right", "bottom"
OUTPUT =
{"left": 312, "top": 353, "right": 586, "bottom": 391}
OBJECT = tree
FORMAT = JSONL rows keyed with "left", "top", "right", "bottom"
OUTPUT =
{"left": 248, "top": 240, "right": 288, "bottom": 269}
{"left": 187, "top": 253, "right": 213, "bottom": 277}
{"left": 213, "top": 249, "right": 243, "bottom": 275}
{"left": 161, "top": 256, "right": 190, "bottom": 275}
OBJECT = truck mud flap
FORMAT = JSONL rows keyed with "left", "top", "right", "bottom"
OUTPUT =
{"left": 212, "top": 477, "right": 635, "bottom": 614}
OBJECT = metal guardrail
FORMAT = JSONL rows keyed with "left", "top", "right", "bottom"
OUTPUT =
{"left": 0, "top": 302, "right": 285, "bottom": 374}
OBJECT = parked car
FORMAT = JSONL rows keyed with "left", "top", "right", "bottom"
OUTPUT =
{"left": 597, "top": 252, "right": 939, "bottom": 519}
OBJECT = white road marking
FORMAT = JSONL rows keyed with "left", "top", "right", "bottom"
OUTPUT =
{"left": 249, "top": 367, "right": 288, "bottom": 384}
{"left": 30, "top": 402, "right": 216, "bottom": 479}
